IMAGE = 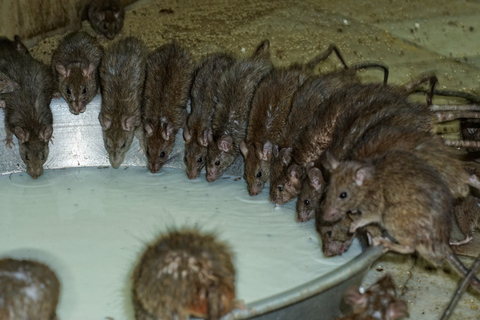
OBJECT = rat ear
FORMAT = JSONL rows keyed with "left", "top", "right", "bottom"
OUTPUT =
{"left": 0, "top": 100, "right": 5, "bottom": 109}
{"left": 14, "top": 126, "right": 30, "bottom": 143}
{"left": 355, "top": 164, "right": 375, "bottom": 186}
{"left": 114, "top": 10, "right": 121, "bottom": 19}
{"left": 218, "top": 135, "right": 233, "bottom": 152}
{"left": 207, "top": 129, "right": 214, "bottom": 145}
{"left": 82, "top": 63, "right": 96, "bottom": 78}
{"left": 122, "top": 115, "right": 136, "bottom": 132}
{"left": 98, "top": 113, "right": 112, "bottom": 130}
{"left": 183, "top": 126, "right": 192, "bottom": 143}
{"left": 272, "top": 144, "right": 279, "bottom": 157}
{"left": 199, "top": 129, "right": 209, "bottom": 147}
{"left": 326, "top": 152, "right": 339, "bottom": 170}
{"left": 55, "top": 64, "right": 70, "bottom": 78}
{"left": 14, "top": 35, "right": 28, "bottom": 54}
{"left": 287, "top": 164, "right": 304, "bottom": 184}
{"left": 240, "top": 140, "right": 249, "bottom": 158}
{"left": 343, "top": 286, "right": 368, "bottom": 312}
{"left": 262, "top": 140, "right": 273, "bottom": 161}
{"left": 387, "top": 300, "right": 409, "bottom": 320}
{"left": 253, "top": 39, "right": 270, "bottom": 61}
{"left": 161, "top": 122, "right": 175, "bottom": 141}
{"left": 308, "top": 167, "right": 324, "bottom": 191}
{"left": 39, "top": 125, "right": 53, "bottom": 142}
{"left": 279, "top": 147, "right": 292, "bottom": 167}
{"left": 144, "top": 122, "right": 154, "bottom": 138}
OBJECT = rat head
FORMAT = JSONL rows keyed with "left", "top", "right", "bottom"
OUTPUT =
{"left": 0, "top": 72, "right": 20, "bottom": 94}
{"left": 296, "top": 166, "right": 325, "bottom": 222}
{"left": 15, "top": 126, "right": 52, "bottom": 179}
{"left": 240, "top": 140, "right": 273, "bottom": 196}
{"left": 269, "top": 146, "right": 304, "bottom": 204}
{"left": 344, "top": 274, "right": 408, "bottom": 320}
{"left": 99, "top": 113, "right": 136, "bottom": 168}
{"left": 206, "top": 133, "right": 236, "bottom": 182}
{"left": 183, "top": 127, "right": 208, "bottom": 180}
{"left": 321, "top": 152, "right": 375, "bottom": 222}
{"left": 315, "top": 211, "right": 355, "bottom": 257}
{"left": 144, "top": 121, "right": 176, "bottom": 174}
{"left": 90, "top": 6, "right": 124, "bottom": 40}
{"left": 55, "top": 63, "right": 98, "bottom": 115}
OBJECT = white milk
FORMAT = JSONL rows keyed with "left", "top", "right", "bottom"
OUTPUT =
{"left": 0, "top": 167, "right": 361, "bottom": 320}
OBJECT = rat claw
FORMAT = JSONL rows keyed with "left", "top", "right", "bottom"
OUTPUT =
{"left": 3, "top": 138, "right": 14, "bottom": 149}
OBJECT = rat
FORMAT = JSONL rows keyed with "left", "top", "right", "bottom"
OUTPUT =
{"left": 132, "top": 228, "right": 236, "bottom": 320}
{"left": 0, "top": 52, "right": 54, "bottom": 179}
{"left": 336, "top": 274, "right": 408, "bottom": 320}
{"left": 239, "top": 44, "right": 359, "bottom": 196}
{"left": 99, "top": 36, "right": 147, "bottom": 169}
{"left": 183, "top": 53, "right": 235, "bottom": 180}
{"left": 451, "top": 194, "right": 480, "bottom": 246}
{"left": 0, "top": 258, "right": 60, "bottom": 320}
{"left": 206, "top": 39, "right": 272, "bottom": 182}
{"left": 51, "top": 31, "right": 104, "bottom": 115}
{"left": 143, "top": 41, "right": 195, "bottom": 174}
{"left": 0, "top": 35, "right": 30, "bottom": 57}
{"left": 269, "top": 64, "right": 389, "bottom": 205}
{"left": 321, "top": 150, "right": 480, "bottom": 292}
{"left": 88, "top": 0, "right": 125, "bottom": 40}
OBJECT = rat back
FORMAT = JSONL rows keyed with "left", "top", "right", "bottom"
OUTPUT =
{"left": 99, "top": 37, "right": 147, "bottom": 168}
{"left": 51, "top": 31, "right": 104, "bottom": 115}
{"left": 132, "top": 229, "right": 236, "bottom": 320}
{"left": 88, "top": 0, "right": 125, "bottom": 40}
{"left": 206, "top": 40, "right": 272, "bottom": 182}
{"left": 184, "top": 53, "right": 235, "bottom": 179}
{"left": 143, "top": 41, "right": 195, "bottom": 173}
{"left": 0, "top": 258, "right": 60, "bottom": 320}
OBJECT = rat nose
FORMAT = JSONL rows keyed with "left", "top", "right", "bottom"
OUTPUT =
{"left": 28, "top": 167, "right": 43, "bottom": 179}
{"left": 148, "top": 162, "right": 161, "bottom": 174}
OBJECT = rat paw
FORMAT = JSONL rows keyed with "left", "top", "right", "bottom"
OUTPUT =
{"left": 3, "top": 138, "right": 14, "bottom": 149}
{"left": 449, "top": 235, "right": 473, "bottom": 246}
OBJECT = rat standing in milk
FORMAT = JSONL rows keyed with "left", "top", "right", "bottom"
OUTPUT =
{"left": 143, "top": 41, "right": 195, "bottom": 173}
{"left": 206, "top": 40, "right": 272, "bottom": 182}
{"left": 99, "top": 37, "right": 147, "bottom": 168}
{"left": 51, "top": 32, "right": 103, "bottom": 115}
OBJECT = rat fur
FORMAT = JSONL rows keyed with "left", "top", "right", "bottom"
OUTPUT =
{"left": 183, "top": 53, "right": 235, "bottom": 180}
{"left": 99, "top": 37, "right": 147, "bottom": 168}
{"left": 88, "top": 0, "right": 125, "bottom": 40}
{"left": 143, "top": 41, "right": 195, "bottom": 173}
{"left": 132, "top": 228, "right": 236, "bottom": 320}
{"left": 0, "top": 258, "right": 60, "bottom": 320}
{"left": 206, "top": 39, "right": 272, "bottom": 182}
{"left": 51, "top": 32, "right": 104, "bottom": 115}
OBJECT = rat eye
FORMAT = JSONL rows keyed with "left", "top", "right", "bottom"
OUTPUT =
{"left": 277, "top": 185, "right": 283, "bottom": 192}
{"left": 256, "top": 171, "right": 262, "bottom": 178}
{"left": 339, "top": 192, "right": 348, "bottom": 199}
{"left": 215, "top": 160, "right": 220, "bottom": 166}
{"left": 41, "top": 154, "right": 45, "bottom": 161}
{"left": 66, "top": 87, "right": 71, "bottom": 95}
{"left": 326, "top": 231, "right": 332, "bottom": 238}
{"left": 25, "top": 154, "right": 30, "bottom": 161}
{"left": 82, "top": 88, "right": 87, "bottom": 94}
{"left": 160, "top": 151, "right": 165, "bottom": 158}
{"left": 304, "top": 199, "right": 310, "bottom": 206}
{"left": 146, "top": 149, "right": 150, "bottom": 157}
{"left": 121, "top": 141, "right": 126, "bottom": 149}
{"left": 197, "top": 157, "right": 202, "bottom": 163}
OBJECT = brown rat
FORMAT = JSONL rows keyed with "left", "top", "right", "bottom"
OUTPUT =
{"left": 239, "top": 45, "right": 356, "bottom": 196}
{"left": 451, "top": 194, "right": 480, "bottom": 246}
{"left": 322, "top": 150, "right": 480, "bottom": 291}
{"left": 0, "top": 35, "right": 30, "bottom": 57}
{"left": 99, "top": 36, "right": 147, "bottom": 168}
{"left": 0, "top": 52, "right": 54, "bottom": 179}
{"left": 88, "top": 0, "right": 125, "bottom": 40}
{"left": 51, "top": 31, "right": 103, "bottom": 115}
{"left": 183, "top": 53, "right": 235, "bottom": 180}
{"left": 132, "top": 228, "right": 236, "bottom": 320}
{"left": 206, "top": 39, "right": 272, "bottom": 182}
{"left": 143, "top": 41, "right": 195, "bottom": 174}
{"left": 0, "top": 258, "right": 60, "bottom": 320}
{"left": 336, "top": 274, "right": 408, "bottom": 320}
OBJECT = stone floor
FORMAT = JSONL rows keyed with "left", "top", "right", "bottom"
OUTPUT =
{"left": 30, "top": 0, "right": 480, "bottom": 319}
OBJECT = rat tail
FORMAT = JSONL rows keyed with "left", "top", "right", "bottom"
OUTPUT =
{"left": 350, "top": 62, "right": 389, "bottom": 85}
{"left": 305, "top": 44, "right": 348, "bottom": 70}
{"left": 446, "top": 248, "right": 480, "bottom": 293}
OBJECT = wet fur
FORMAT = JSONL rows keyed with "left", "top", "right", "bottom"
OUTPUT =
{"left": 206, "top": 40, "right": 272, "bottom": 182}
{"left": 143, "top": 41, "right": 195, "bottom": 173}
{"left": 99, "top": 37, "right": 147, "bottom": 168}
{"left": 51, "top": 32, "right": 104, "bottom": 115}
{"left": 0, "top": 258, "right": 60, "bottom": 320}
{"left": 132, "top": 229, "right": 236, "bottom": 320}
{"left": 184, "top": 53, "right": 235, "bottom": 179}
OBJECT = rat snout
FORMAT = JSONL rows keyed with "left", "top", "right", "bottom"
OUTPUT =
{"left": 27, "top": 167, "right": 43, "bottom": 179}
{"left": 148, "top": 161, "right": 161, "bottom": 174}
{"left": 109, "top": 154, "right": 124, "bottom": 169}
{"left": 323, "top": 206, "right": 340, "bottom": 222}
{"left": 187, "top": 170, "right": 199, "bottom": 180}
{"left": 206, "top": 168, "right": 216, "bottom": 182}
